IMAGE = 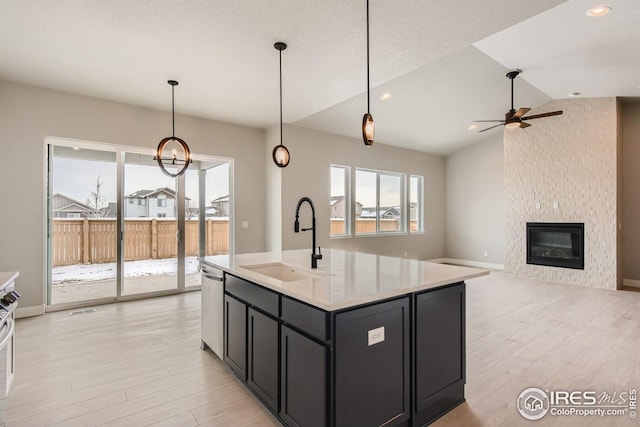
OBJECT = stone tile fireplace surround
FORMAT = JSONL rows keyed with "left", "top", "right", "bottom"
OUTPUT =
{"left": 504, "top": 97, "right": 621, "bottom": 290}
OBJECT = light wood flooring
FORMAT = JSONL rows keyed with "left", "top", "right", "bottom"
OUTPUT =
{"left": 7, "top": 271, "right": 640, "bottom": 426}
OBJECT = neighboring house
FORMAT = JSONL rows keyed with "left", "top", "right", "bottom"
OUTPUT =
{"left": 101, "top": 202, "right": 117, "bottom": 218}
{"left": 359, "top": 206, "right": 401, "bottom": 219}
{"left": 330, "top": 196, "right": 362, "bottom": 218}
{"left": 210, "top": 195, "right": 229, "bottom": 217}
{"left": 381, "top": 207, "right": 401, "bottom": 220}
{"left": 51, "top": 193, "right": 94, "bottom": 218}
{"left": 124, "top": 187, "right": 190, "bottom": 218}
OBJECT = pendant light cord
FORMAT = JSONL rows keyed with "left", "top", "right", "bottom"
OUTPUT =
{"left": 279, "top": 48, "right": 283, "bottom": 146}
{"left": 366, "top": 0, "right": 370, "bottom": 114}
{"left": 171, "top": 84, "right": 176, "bottom": 137}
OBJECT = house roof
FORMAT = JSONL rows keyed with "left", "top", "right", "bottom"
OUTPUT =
{"left": 52, "top": 193, "right": 93, "bottom": 212}
{"left": 211, "top": 194, "right": 229, "bottom": 203}
{"left": 126, "top": 187, "right": 177, "bottom": 199}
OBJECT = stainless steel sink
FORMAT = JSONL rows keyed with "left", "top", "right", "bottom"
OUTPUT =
{"left": 240, "top": 262, "right": 324, "bottom": 282}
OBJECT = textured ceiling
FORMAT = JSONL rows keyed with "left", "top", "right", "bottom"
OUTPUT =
{"left": 1, "top": 0, "right": 638, "bottom": 155}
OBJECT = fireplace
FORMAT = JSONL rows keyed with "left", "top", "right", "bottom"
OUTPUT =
{"left": 527, "top": 223, "right": 584, "bottom": 270}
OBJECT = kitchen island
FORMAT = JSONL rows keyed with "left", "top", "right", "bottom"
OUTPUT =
{"left": 201, "top": 249, "right": 488, "bottom": 427}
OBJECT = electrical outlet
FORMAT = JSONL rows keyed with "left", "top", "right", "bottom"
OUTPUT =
{"left": 241, "top": 221, "right": 249, "bottom": 229}
{"left": 368, "top": 326, "right": 385, "bottom": 346}
{"left": 535, "top": 201, "right": 541, "bottom": 210}
{"left": 403, "top": 251, "right": 408, "bottom": 258}
{"left": 484, "top": 251, "right": 489, "bottom": 257}
{"left": 553, "top": 202, "right": 559, "bottom": 209}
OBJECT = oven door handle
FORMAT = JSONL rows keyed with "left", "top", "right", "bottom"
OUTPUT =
{"left": 0, "top": 317, "right": 14, "bottom": 350}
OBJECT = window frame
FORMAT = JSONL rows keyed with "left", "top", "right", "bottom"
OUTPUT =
{"left": 329, "top": 164, "right": 351, "bottom": 238}
{"left": 355, "top": 167, "right": 407, "bottom": 236}
{"left": 409, "top": 175, "right": 425, "bottom": 234}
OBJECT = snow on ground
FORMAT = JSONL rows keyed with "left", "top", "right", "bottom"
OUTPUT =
{"left": 52, "top": 256, "right": 200, "bottom": 284}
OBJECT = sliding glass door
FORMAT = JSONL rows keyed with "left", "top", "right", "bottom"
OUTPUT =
{"left": 122, "top": 151, "right": 179, "bottom": 296}
{"left": 48, "top": 145, "right": 118, "bottom": 305}
{"left": 46, "top": 138, "right": 232, "bottom": 308}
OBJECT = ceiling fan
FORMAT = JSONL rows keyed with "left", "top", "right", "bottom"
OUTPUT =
{"left": 475, "top": 70, "right": 563, "bottom": 133}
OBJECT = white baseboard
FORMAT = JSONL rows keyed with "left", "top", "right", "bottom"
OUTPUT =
{"left": 16, "top": 304, "right": 45, "bottom": 318}
{"left": 623, "top": 279, "right": 640, "bottom": 288}
{"left": 428, "top": 258, "right": 504, "bottom": 270}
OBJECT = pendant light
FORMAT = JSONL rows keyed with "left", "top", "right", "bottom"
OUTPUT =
{"left": 272, "top": 42, "right": 291, "bottom": 168}
{"left": 362, "top": 0, "right": 374, "bottom": 146}
{"left": 154, "top": 80, "right": 191, "bottom": 177}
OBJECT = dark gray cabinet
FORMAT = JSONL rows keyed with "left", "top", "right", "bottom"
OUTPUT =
{"left": 335, "top": 297, "right": 410, "bottom": 427}
{"left": 224, "top": 294, "right": 246, "bottom": 379}
{"left": 222, "top": 272, "right": 466, "bottom": 427}
{"left": 280, "top": 325, "right": 327, "bottom": 427}
{"left": 413, "top": 283, "right": 465, "bottom": 426}
{"left": 247, "top": 307, "right": 279, "bottom": 412}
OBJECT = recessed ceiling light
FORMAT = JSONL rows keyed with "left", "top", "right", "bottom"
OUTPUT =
{"left": 72, "top": 147, "right": 80, "bottom": 151}
{"left": 379, "top": 92, "right": 392, "bottom": 101}
{"left": 467, "top": 124, "right": 478, "bottom": 131}
{"left": 586, "top": 6, "right": 611, "bottom": 17}
{"left": 569, "top": 92, "right": 581, "bottom": 97}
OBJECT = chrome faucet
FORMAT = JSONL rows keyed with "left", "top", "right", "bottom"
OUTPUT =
{"left": 294, "top": 197, "right": 322, "bottom": 269}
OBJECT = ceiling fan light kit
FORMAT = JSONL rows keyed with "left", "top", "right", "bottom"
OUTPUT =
{"left": 154, "top": 80, "right": 192, "bottom": 177}
{"left": 475, "top": 69, "right": 563, "bottom": 133}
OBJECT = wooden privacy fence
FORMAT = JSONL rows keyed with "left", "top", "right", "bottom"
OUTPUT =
{"left": 330, "top": 218, "right": 419, "bottom": 234}
{"left": 52, "top": 219, "right": 229, "bottom": 267}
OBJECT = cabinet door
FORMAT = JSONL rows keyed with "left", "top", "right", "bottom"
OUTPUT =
{"left": 247, "top": 307, "right": 279, "bottom": 412}
{"left": 414, "top": 283, "right": 465, "bottom": 425}
{"left": 335, "top": 297, "right": 410, "bottom": 427}
{"left": 280, "top": 326, "right": 327, "bottom": 427}
{"left": 224, "top": 294, "right": 247, "bottom": 379}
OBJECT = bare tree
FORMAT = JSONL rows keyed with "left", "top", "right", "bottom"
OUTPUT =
{"left": 87, "top": 176, "right": 106, "bottom": 218}
{"left": 186, "top": 199, "right": 199, "bottom": 220}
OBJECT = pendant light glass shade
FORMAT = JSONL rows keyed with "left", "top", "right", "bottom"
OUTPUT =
{"left": 272, "top": 144, "right": 290, "bottom": 167}
{"left": 154, "top": 80, "right": 191, "bottom": 177}
{"left": 361, "top": 0, "right": 374, "bottom": 146}
{"left": 273, "top": 42, "right": 290, "bottom": 168}
{"left": 362, "top": 113, "right": 374, "bottom": 146}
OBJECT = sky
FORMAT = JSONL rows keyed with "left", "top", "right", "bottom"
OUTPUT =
{"left": 52, "top": 157, "right": 229, "bottom": 208}
{"left": 332, "top": 166, "right": 415, "bottom": 208}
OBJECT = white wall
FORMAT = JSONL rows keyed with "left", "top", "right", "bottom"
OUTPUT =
{"left": 622, "top": 101, "right": 640, "bottom": 281}
{"left": 272, "top": 125, "right": 446, "bottom": 261}
{"left": 0, "top": 80, "right": 266, "bottom": 315}
{"left": 445, "top": 134, "right": 504, "bottom": 265}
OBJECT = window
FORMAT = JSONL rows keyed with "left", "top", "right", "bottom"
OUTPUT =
{"left": 128, "top": 198, "right": 133, "bottom": 204}
{"left": 330, "top": 165, "right": 350, "bottom": 236}
{"left": 355, "top": 168, "right": 405, "bottom": 234}
{"left": 157, "top": 196, "right": 167, "bottom": 207}
{"left": 410, "top": 175, "right": 424, "bottom": 232}
{"left": 137, "top": 198, "right": 146, "bottom": 206}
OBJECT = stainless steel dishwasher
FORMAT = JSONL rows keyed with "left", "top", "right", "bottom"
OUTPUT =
{"left": 201, "top": 263, "right": 224, "bottom": 360}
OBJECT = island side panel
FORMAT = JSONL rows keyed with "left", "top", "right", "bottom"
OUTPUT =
{"left": 413, "top": 282, "right": 466, "bottom": 426}
{"left": 334, "top": 297, "right": 411, "bottom": 427}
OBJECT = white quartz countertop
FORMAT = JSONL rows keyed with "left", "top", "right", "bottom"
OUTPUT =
{"left": 201, "top": 249, "right": 489, "bottom": 311}
{"left": 0, "top": 271, "right": 19, "bottom": 291}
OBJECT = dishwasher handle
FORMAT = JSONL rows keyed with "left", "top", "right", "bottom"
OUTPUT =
{"left": 201, "top": 267, "right": 223, "bottom": 282}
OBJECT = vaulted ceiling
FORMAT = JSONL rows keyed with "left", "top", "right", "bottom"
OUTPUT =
{"left": 1, "top": 0, "right": 638, "bottom": 155}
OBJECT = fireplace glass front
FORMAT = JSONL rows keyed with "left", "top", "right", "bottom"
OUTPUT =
{"left": 526, "top": 223, "right": 584, "bottom": 270}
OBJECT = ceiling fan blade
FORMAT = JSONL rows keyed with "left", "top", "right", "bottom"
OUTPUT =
{"left": 478, "top": 123, "right": 504, "bottom": 133}
{"left": 473, "top": 120, "right": 505, "bottom": 123}
{"left": 519, "top": 122, "right": 532, "bottom": 129}
{"left": 522, "top": 110, "right": 563, "bottom": 120}
{"left": 513, "top": 107, "right": 531, "bottom": 119}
